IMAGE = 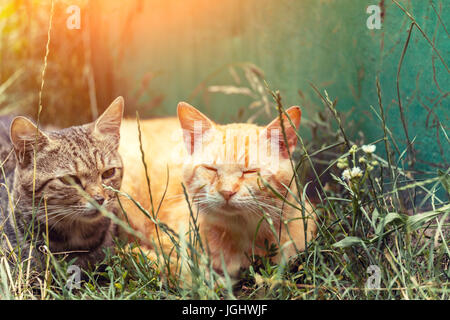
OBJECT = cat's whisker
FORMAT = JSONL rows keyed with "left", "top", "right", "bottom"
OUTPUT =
{"left": 49, "top": 215, "right": 71, "bottom": 230}
{"left": 17, "top": 206, "right": 89, "bottom": 229}
{"left": 46, "top": 210, "right": 84, "bottom": 221}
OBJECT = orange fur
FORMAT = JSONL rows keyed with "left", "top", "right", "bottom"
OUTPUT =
{"left": 118, "top": 103, "right": 316, "bottom": 279}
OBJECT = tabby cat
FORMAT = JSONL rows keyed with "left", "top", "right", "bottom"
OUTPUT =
{"left": 119, "top": 102, "right": 316, "bottom": 278}
{"left": 0, "top": 97, "right": 124, "bottom": 269}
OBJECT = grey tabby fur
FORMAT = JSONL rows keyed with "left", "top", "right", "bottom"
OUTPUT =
{"left": 0, "top": 97, "right": 124, "bottom": 270}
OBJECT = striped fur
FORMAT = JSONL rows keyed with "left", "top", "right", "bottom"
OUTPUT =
{"left": 0, "top": 97, "right": 124, "bottom": 270}
{"left": 0, "top": 116, "right": 17, "bottom": 255}
{"left": 119, "top": 102, "right": 317, "bottom": 279}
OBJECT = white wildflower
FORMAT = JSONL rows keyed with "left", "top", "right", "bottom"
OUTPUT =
{"left": 362, "top": 144, "right": 376, "bottom": 154}
{"left": 342, "top": 169, "right": 351, "bottom": 181}
{"left": 350, "top": 167, "right": 363, "bottom": 178}
{"left": 342, "top": 166, "right": 363, "bottom": 181}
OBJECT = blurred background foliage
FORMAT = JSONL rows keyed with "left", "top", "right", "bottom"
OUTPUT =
{"left": 1, "top": 0, "right": 89, "bottom": 126}
{"left": 0, "top": 0, "right": 448, "bottom": 177}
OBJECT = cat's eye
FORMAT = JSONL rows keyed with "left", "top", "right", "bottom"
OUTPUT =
{"left": 201, "top": 165, "right": 217, "bottom": 172}
{"left": 102, "top": 168, "right": 116, "bottom": 180}
{"left": 61, "top": 175, "right": 82, "bottom": 186}
{"left": 243, "top": 169, "right": 259, "bottom": 175}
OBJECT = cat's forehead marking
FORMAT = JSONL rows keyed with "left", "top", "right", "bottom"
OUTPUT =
{"left": 202, "top": 125, "right": 271, "bottom": 168}
{"left": 44, "top": 125, "right": 113, "bottom": 176}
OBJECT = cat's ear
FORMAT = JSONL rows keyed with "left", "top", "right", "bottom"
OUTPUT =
{"left": 10, "top": 116, "right": 50, "bottom": 166}
{"left": 93, "top": 96, "right": 124, "bottom": 144}
{"left": 177, "top": 102, "right": 213, "bottom": 155}
{"left": 261, "top": 106, "right": 301, "bottom": 158}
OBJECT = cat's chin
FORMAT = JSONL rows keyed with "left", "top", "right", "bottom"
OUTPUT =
{"left": 202, "top": 204, "right": 242, "bottom": 217}
{"left": 78, "top": 209, "right": 104, "bottom": 222}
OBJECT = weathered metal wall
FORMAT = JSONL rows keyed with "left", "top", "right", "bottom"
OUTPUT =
{"left": 97, "top": 0, "right": 448, "bottom": 173}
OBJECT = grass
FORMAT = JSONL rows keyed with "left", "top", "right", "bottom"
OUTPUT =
{"left": 0, "top": 80, "right": 448, "bottom": 299}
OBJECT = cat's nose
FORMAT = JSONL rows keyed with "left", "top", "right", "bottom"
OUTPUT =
{"left": 219, "top": 190, "right": 236, "bottom": 201}
{"left": 93, "top": 195, "right": 105, "bottom": 206}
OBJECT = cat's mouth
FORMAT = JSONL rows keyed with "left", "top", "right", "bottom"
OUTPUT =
{"left": 195, "top": 196, "right": 240, "bottom": 215}
{"left": 206, "top": 202, "right": 241, "bottom": 216}
{"left": 221, "top": 203, "right": 237, "bottom": 211}
{"left": 81, "top": 201, "right": 111, "bottom": 220}
{"left": 80, "top": 208, "right": 104, "bottom": 220}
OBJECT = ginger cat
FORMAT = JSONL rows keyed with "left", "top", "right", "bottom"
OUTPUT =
{"left": 118, "top": 102, "right": 316, "bottom": 279}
